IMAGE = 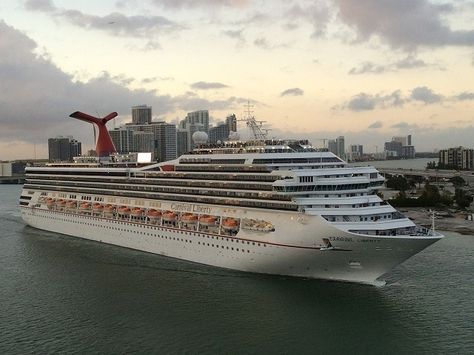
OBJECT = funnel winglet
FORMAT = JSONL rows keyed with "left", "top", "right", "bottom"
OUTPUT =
{"left": 70, "top": 111, "right": 117, "bottom": 157}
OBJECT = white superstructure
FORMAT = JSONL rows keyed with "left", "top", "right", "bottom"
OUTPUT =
{"left": 20, "top": 138, "right": 442, "bottom": 285}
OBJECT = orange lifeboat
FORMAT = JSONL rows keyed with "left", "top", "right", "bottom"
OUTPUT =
{"left": 131, "top": 207, "right": 144, "bottom": 217}
{"left": 92, "top": 203, "right": 104, "bottom": 215}
{"left": 103, "top": 204, "right": 115, "bottom": 213}
{"left": 65, "top": 200, "right": 77, "bottom": 209}
{"left": 56, "top": 199, "right": 66, "bottom": 208}
{"left": 147, "top": 209, "right": 162, "bottom": 219}
{"left": 79, "top": 202, "right": 91, "bottom": 211}
{"left": 162, "top": 211, "right": 177, "bottom": 222}
{"left": 117, "top": 206, "right": 131, "bottom": 216}
{"left": 199, "top": 215, "right": 217, "bottom": 226}
{"left": 221, "top": 218, "right": 240, "bottom": 231}
{"left": 181, "top": 213, "right": 198, "bottom": 224}
{"left": 46, "top": 198, "right": 55, "bottom": 210}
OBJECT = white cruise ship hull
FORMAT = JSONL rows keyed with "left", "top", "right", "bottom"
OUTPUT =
{"left": 21, "top": 204, "right": 440, "bottom": 285}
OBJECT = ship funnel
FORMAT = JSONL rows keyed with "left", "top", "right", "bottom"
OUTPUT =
{"left": 70, "top": 111, "right": 118, "bottom": 157}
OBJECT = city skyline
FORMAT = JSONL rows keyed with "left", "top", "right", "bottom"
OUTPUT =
{"left": 1, "top": 0, "right": 474, "bottom": 160}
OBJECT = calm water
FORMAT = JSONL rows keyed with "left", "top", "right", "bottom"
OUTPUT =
{"left": 1, "top": 185, "right": 473, "bottom": 354}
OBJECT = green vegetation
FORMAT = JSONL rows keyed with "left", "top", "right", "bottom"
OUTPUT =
{"left": 390, "top": 183, "right": 453, "bottom": 208}
{"left": 454, "top": 188, "right": 473, "bottom": 209}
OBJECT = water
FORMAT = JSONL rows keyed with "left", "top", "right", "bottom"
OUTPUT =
{"left": 1, "top": 185, "right": 473, "bottom": 354}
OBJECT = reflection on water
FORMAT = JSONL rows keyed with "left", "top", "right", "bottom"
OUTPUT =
{"left": 1, "top": 185, "right": 473, "bottom": 354}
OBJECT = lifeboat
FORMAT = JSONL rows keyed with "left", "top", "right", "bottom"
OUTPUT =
{"left": 131, "top": 207, "right": 144, "bottom": 217}
{"left": 46, "top": 198, "right": 55, "bottom": 209}
{"left": 199, "top": 215, "right": 217, "bottom": 226}
{"left": 92, "top": 203, "right": 104, "bottom": 214}
{"left": 65, "top": 201, "right": 77, "bottom": 210}
{"left": 147, "top": 209, "right": 162, "bottom": 219}
{"left": 162, "top": 211, "right": 177, "bottom": 222}
{"left": 79, "top": 202, "right": 91, "bottom": 211}
{"left": 221, "top": 218, "right": 240, "bottom": 231}
{"left": 181, "top": 213, "right": 198, "bottom": 224}
{"left": 103, "top": 204, "right": 115, "bottom": 216}
{"left": 117, "top": 206, "right": 131, "bottom": 216}
{"left": 56, "top": 199, "right": 66, "bottom": 208}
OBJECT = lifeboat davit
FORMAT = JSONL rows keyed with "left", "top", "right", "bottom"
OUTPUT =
{"left": 221, "top": 218, "right": 240, "bottom": 231}
{"left": 181, "top": 213, "right": 198, "bottom": 224}
{"left": 162, "top": 211, "right": 177, "bottom": 222}
{"left": 147, "top": 209, "right": 162, "bottom": 219}
{"left": 117, "top": 206, "right": 131, "bottom": 216}
{"left": 131, "top": 207, "right": 144, "bottom": 217}
{"left": 199, "top": 215, "right": 217, "bottom": 226}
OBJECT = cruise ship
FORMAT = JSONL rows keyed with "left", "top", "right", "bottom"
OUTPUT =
{"left": 20, "top": 111, "right": 443, "bottom": 285}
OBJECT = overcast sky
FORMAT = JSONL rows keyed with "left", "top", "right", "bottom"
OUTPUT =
{"left": 1, "top": 0, "right": 474, "bottom": 159}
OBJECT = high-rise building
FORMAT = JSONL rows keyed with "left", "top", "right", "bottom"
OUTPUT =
{"left": 110, "top": 127, "right": 134, "bottom": 154}
{"left": 48, "top": 136, "right": 82, "bottom": 162}
{"left": 132, "top": 105, "right": 152, "bottom": 125}
{"left": 385, "top": 135, "right": 415, "bottom": 159}
{"left": 209, "top": 114, "right": 237, "bottom": 144}
{"left": 384, "top": 140, "right": 402, "bottom": 157}
{"left": 110, "top": 119, "right": 177, "bottom": 162}
{"left": 177, "top": 130, "right": 189, "bottom": 157}
{"left": 327, "top": 136, "right": 345, "bottom": 159}
{"left": 155, "top": 122, "right": 177, "bottom": 162}
{"left": 439, "top": 147, "right": 474, "bottom": 170}
{"left": 132, "top": 131, "right": 154, "bottom": 156}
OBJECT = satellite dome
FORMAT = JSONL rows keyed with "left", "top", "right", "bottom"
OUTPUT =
{"left": 192, "top": 131, "right": 208, "bottom": 144}
{"left": 228, "top": 131, "right": 240, "bottom": 141}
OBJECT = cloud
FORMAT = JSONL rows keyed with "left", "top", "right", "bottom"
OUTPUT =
{"left": 453, "top": 92, "right": 474, "bottom": 101}
{"left": 141, "top": 76, "right": 174, "bottom": 84}
{"left": 345, "top": 90, "right": 405, "bottom": 111}
{"left": 368, "top": 121, "right": 383, "bottom": 129}
{"left": 254, "top": 37, "right": 288, "bottom": 50}
{"left": 349, "top": 55, "right": 428, "bottom": 75}
{"left": 190, "top": 81, "right": 229, "bottom": 90}
{"left": 410, "top": 86, "right": 443, "bottom": 104}
{"left": 286, "top": 2, "right": 332, "bottom": 38}
{"left": 151, "top": 0, "right": 249, "bottom": 8}
{"left": 25, "top": 0, "right": 181, "bottom": 40}
{"left": 280, "top": 88, "right": 304, "bottom": 97}
{"left": 25, "top": 0, "right": 55, "bottom": 12}
{"left": 334, "top": 0, "right": 474, "bottom": 50}
{"left": 0, "top": 20, "right": 245, "bottom": 154}
{"left": 391, "top": 121, "right": 419, "bottom": 130}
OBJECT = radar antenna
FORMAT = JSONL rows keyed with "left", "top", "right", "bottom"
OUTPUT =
{"left": 238, "top": 100, "right": 268, "bottom": 140}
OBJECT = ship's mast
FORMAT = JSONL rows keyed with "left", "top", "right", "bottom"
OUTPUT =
{"left": 239, "top": 101, "right": 268, "bottom": 140}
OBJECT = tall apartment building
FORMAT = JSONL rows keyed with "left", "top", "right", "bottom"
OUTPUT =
{"left": 48, "top": 136, "right": 82, "bottom": 162}
{"left": 328, "top": 136, "right": 345, "bottom": 159}
{"left": 177, "top": 130, "right": 189, "bottom": 157}
{"left": 384, "top": 135, "right": 415, "bottom": 159}
{"left": 155, "top": 122, "right": 177, "bottom": 162}
{"left": 439, "top": 147, "right": 474, "bottom": 170}
{"left": 110, "top": 120, "right": 177, "bottom": 162}
{"left": 109, "top": 127, "right": 134, "bottom": 154}
{"left": 131, "top": 105, "right": 152, "bottom": 125}
{"left": 178, "top": 110, "right": 210, "bottom": 149}
{"left": 209, "top": 114, "right": 237, "bottom": 144}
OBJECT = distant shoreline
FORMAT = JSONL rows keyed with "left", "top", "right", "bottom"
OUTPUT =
{"left": 401, "top": 207, "right": 474, "bottom": 235}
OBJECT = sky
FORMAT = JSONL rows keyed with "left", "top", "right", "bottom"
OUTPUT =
{"left": 0, "top": 0, "right": 474, "bottom": 160}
